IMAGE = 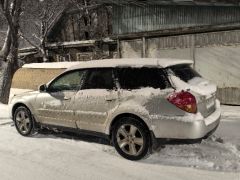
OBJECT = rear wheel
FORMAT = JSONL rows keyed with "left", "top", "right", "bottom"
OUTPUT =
{"left": 13, "top": 106, "right": 35, "bottom": 136}
{"left": 112, "top": 117, "right": 151, "bottom": 160}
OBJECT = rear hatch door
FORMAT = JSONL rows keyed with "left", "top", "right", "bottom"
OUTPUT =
{"left": 167, "top": 64, "right": 217, "bottom": 117}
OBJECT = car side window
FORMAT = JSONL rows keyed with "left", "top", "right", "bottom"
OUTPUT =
{"left": 82, "top": 68, "right": 114, "bottom": 90}
{"left": 117, "top": 68, "right": 170, "bottom": 89}
{"left": 48, "top": 70, "right": 85, "bottom": 92}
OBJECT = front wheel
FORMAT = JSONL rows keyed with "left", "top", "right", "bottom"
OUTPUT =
{"left": 112, "top": 117, "right": 151, "bottom": 160}
{"left": 13, "top": 106, "right": 35, "bottom": 136}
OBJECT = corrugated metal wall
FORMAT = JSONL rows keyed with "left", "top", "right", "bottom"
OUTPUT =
{"left": 113, "top": 5, "right": 240, "bottom": 34}
{"left": 120, "top": 30, "right": 240, "bottom": 105}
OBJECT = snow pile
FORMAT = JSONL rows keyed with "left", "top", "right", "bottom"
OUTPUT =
{"left": 144, "top": 135, "right": 240, "bottom": 172}
{"left": 170, "top": 75, "right": 217, "bottom": 96}
{"left": 120, "top": 87, "right": 173, "bottom": 100}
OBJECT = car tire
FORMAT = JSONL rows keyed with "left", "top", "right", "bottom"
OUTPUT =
{"left": 112, "top": 117, "right": 151, "bottom": 161}
{"left": 13, "top": 106, "right": 35, "bottom": 136}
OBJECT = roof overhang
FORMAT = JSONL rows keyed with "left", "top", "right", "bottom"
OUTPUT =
{"left": 99, "top": 0, "right": 240, "bottom": 6}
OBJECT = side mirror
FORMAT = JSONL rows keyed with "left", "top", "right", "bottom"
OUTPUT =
{"left": 39, "top": 84, "right": 47, "bottom": 92}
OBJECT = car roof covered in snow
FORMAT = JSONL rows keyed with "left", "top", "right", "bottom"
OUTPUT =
{"left": 67, "top": 58, "right": 193, "bottom": 71}
{"left": 22, "top": 58, "right": 193, "bottom": 70}
{"left": 22, "top": 62, "right": 81, "bottom": 69}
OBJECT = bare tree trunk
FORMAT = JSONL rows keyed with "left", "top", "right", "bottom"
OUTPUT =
{"left": 0, "top": 60, "right": 18, "bottom": 104}
{"left": 0, "top": 29, "right": 13, "bottom": 104}
{"left": 0, "top": 27, "right": 12, "bottom": 59}
{"left": 0, "top": 28, "right": 20, "bottom": 104}
{"left": 0, "top": 0, "right": 23, "bottom": 104}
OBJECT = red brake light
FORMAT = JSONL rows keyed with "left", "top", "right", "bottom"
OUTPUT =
{"left": 167, "top": 91, "right": 197, "bottom": 113}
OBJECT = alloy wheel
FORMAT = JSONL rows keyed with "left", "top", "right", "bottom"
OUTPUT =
{"left": 116, "top": 124, "right": 144, "bottom": 156}
{"left": 15, "top": 110, "right": 31, "bottom": 135}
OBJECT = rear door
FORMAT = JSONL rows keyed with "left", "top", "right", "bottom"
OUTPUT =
{"left": 116, "top": 67, "right": 174, "bottom": 115}
{"left": 168, "top": 64, "right": 217, "bottom": 117}
{"left": 74, "top": 68, "right": 119, "bottom": 133}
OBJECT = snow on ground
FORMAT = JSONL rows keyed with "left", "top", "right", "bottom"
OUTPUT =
{"left": 0, "top": 103, "right": 240, "bottom": 180}
{"left": 0, "top": 102, "right": 10, "bottom": 125}
{"left": 143, "top": 105, "right": 240, "bottom": 172}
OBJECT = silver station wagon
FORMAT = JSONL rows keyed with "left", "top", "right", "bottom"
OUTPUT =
{"left": 9, "top": 58, "right": 221, "bottom": 160}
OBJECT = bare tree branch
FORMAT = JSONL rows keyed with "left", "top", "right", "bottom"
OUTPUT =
{"left": 19, "top": 30, "right": 41, "bottom": 50}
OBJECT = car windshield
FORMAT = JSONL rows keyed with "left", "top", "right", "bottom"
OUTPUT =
{"left": 168, "top": 64, "right": 201, "bottom": 82}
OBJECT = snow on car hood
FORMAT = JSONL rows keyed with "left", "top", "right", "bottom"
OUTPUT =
{"left": 170, "top": 76, "right": 217, "bottom": 96}
{"left": 8, "top": 88, "right": 37, "bottom": 103}
{"left": 10, "top": 89, "right": 39, "bottom": 100}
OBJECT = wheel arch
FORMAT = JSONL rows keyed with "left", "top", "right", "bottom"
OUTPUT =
{"left": 12, "top": 103, "right": 31, "bottom": 118}
{"left": 109, "top": 113, "right": 150, "bottom": 138}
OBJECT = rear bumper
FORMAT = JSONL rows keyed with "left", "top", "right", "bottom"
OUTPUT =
{"left": 151, "top": 100, "right": 221, "bottom": 139}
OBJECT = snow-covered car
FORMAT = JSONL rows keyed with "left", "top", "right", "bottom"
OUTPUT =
{"left": 9, "top": 58, "right": 221, "bottom": 160}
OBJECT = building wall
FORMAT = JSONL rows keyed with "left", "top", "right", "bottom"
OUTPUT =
{"left": 113, "top": 5, "right": 240, "bottom": 35}
{"left": 12, "top": 68, "right": 64, "bottom": 90}
{"left": 119, "top": 30, "right": 240, "bottom": 105}
{"left": 48, "top": 7, "right": 111, "bottom": 43}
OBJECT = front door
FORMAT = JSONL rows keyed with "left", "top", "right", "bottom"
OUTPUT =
{"left": 35, "top": 70, "right": 86, "bottom": 128}
{"left": 74, "top": 68, "right": 119, "bottom": 133}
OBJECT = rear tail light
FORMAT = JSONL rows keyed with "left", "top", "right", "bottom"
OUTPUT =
{"left": 167, "top": 91, "right": 197, "bottom": 113}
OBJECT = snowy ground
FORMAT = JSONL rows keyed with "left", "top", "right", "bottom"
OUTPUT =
{"left": 0, "top": 103, "right": 239, "bottom": 180}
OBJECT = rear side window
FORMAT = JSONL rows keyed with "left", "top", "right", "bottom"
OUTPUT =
{"left": 117, "top": 68, "right": 170, "bottom": 89}
{"left": 82, "top": 68, "right": 114, "bottom": 90}
{"left": 169, "top": 65, "right": 201, "bottom": 82}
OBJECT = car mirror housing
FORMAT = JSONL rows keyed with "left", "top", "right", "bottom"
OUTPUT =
{"left": 39, "top": 84, "right": 47, "bottom": 92}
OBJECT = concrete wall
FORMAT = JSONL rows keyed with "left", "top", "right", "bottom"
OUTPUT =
{"left": 195, "top": 46, "right": 240, "bottom": 105}
{"left": 120, "top": 39, "right": 143, "bottom": 58}
{"left": 12, "top": 68, "right": 64, "bottom": 90}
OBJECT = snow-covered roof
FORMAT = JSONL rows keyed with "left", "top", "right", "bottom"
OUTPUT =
{"left": 22, "top": 62, "right": 81, "bottom": 69}
{"left": 67, "top": 58, "right": 193, "bottom": 71}
{"left": 22, "top": 58, "right": 193, "bottom": 70}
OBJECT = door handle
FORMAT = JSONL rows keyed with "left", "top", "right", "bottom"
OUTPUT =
{"left": 64, "top": 96, "right": 71, "bottom": 100}
{"left": 105, "top": 97, "right": 117, "bottom": 101}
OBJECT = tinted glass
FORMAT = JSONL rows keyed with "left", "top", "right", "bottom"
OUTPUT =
{"left": 48, "top": 70, "right": 85, "bottom": 92}
{"left": 169, "top": 65, "right": 201, "bottom": 82}
{"left": 117, "top": 68, "right": 169, "bottom": 89}
{"left": 82, "top": 68, "right": 114, "bottom": 89}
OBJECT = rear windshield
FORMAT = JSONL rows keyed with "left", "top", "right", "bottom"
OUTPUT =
{"left": 116, "top": 68, "right": 170, "bottom": 89}
{"left": 168, "top": 65, "right": 201, "bottom": 82}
